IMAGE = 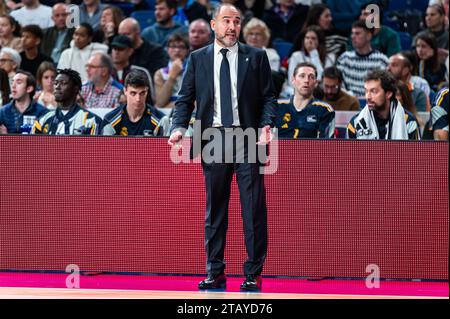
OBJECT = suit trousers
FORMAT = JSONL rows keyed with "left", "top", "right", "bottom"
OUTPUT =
{"left": 201, "top": 128, "right": 268, "bottom": 276}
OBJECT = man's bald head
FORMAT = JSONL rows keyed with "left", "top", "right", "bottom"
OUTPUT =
{"left": 52, "top": 3, "right": 69, "bottom": 30}
{"left": 118, "top": 18, "right": 141, "bottom": 47}
{"left": 189, "top": 19, "right": 211, "bottom": 50}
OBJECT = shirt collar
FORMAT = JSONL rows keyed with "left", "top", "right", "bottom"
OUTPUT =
{"left": 214, "top": 40, "right": 239, "bottom": 56}
{"left": 91, "top": 77, "right": 113, "bottom": 95}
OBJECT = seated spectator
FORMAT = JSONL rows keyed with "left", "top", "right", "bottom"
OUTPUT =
{"left": 243, "top": 17, "right": 280, "bottom": 72}
{"left": 34, "top": 61, "right": 56, "bottom": 109}
{"left": 32, "top": 68, "right": 101, "bottom": 135}
{"left": 431, "top": 86, "right": 448, "bottom": 140}
{"left": 396, "top": 80, "right": 425, "bottom": 131}
{"left": 400, "top": 50, "right": 432, "bottom": 97}
{"left": 80, "top": 52, "right": 123, "bottom": 109}
{"left": 92, "top": 5, "right": 124, "bottom": 46}
{"left": 154, "top": 33, "right": 189, "bottom": 109}
{"left": 10, "top": 0, "right": 53, "bottom": 29}
{"left": 346, "top": 70, "right": 419, "bottom": 140}
{"left": 0, "top": 70, "right": 48, "bottom": 134}
{"left": 262, "top": 0, "right": 309, "bottom": 43}
{"left": 19, "top": 24, "right": 53, "bottom": 77}
{"left": 282, "top": 25, "right": 334, "bottom": 97}
{"left": 79, "top": 0, "right": 106, "bottom": 31}
{"left": 101, "top": 70, "right": 163, "bottom": 136}
{"left": 337, "top": 20, "right": 389, "bottom": 98}
{"left": 118, "top": 17, "right": 169, "bottom": 78}
{"left": 0, "top": 14, "right": 22, "bottom": 52}
{"left": 321, "top": 66, "right": 360, "bottom": 111}
{"left": 110, "top": 34, "right": 155, "bottom": 104}
{"left": 188, "top": 18, "right": 212, "bottom": 51}
{"left": 276, "top": 62, "right": 335, "bottom": 139}
{"left": 414, "top": 4, "right": 448, "bottom": 61}
{"left": 348, "top": 2, "right": 401, "bottom": 57}
{"left": 0, "top": 47, "right": 21, "bottom": 88}
{"left": 0, "top": 68, "right": 11, "bottom": 107}
{"left": 301, "top": 3, "right": 348, "bottom": 57}
{"left": 175, "top": 0, "right": 210, "bottom": 26}
{"left": 415, "top": 32, "right": 448, "bottom": 91}
{"left": 142, "top": 0, "right": 188, "bottom": 47}
{"left": 388, "top": 53, "right": 430, "bottom": 112}
{"left": 41, "top": 3, "right": 74, "bottom": 63}
{"left": 57, "top": 23, "right": 108, "bottom": 83}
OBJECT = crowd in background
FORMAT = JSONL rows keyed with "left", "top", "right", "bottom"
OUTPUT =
{"left": 0, "top": 0, "right": 448, "bottom": 140}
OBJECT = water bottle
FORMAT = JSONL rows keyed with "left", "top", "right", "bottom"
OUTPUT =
{"left": 21, "top": 115, "right": 35, "bottom": 134}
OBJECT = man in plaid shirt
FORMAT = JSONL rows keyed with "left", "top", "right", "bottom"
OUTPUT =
{"left": 80, "top": 52, "right": 123, "bottom": 109}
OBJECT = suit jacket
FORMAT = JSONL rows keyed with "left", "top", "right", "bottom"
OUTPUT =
{"left": 172, "top": 42, "right": 277, "bottom": 135}
{"left": 41, "top": 27, "right": 74, "bottom": 58}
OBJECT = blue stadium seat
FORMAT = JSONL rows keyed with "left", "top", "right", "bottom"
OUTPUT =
{"left": 147, "top": 0, "right": 156, "bottom": 10}
{"left": 388, "top": 0, "right": 413, "bottom": 12}
{"left": 272, "top": 40, "right": 293, "bottom": 61}
{"left": 115, "top": 2, "right": 135, "bottom": 17}
{"left": 410, "top": 0, "right": 429, "bottom": 12}
{"left": 398, "top": 32, "right": 412, "bottom": 50}
{"left": 131, "top": 10, "right": 156, "bottom": 30}
{"left": 383, "top": 14, "right": 401, "bottom": 32}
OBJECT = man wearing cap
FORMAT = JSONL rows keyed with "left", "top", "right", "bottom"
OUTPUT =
{"left": 80, "top": 51, "right": 123, "bottom": 109}
{"left": 111, "top": 34, "right": 156, "bottom": 105}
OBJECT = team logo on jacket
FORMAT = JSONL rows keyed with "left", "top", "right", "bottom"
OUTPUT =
{"left": 283, "top": 113, "right": 291, "bottom": 122}
{"left": 306, "top": 115, "right": 317, "bottom": 123}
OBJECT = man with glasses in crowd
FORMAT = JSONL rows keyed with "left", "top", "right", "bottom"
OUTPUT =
{"left": 321, "top": 66, "right": 360, "bottom": 111}
{"left": 80, "top": 52, "right": 123, "bottom": 109}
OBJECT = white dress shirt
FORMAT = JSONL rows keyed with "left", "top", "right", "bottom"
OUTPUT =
{"left": 213, "top": 41, "right": 240, "bottom": 127}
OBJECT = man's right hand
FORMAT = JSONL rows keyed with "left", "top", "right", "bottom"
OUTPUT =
{"left": 168, "top": 130, "right": 183, "bottom": 147}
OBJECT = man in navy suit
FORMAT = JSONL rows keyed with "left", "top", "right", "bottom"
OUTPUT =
{"left": 168, "top": 3, "right": 276, "bottom": 291}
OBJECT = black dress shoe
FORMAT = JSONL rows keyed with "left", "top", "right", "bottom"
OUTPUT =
{"left": 198, "top": 273, "right": 227, "bottom": 289}
{"left": 240, "top": 275, "right": 262, "bottom": 291}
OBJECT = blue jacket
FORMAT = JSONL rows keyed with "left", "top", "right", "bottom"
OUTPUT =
{"left": 0, "top": 100, "right": 48, "bottom": 134}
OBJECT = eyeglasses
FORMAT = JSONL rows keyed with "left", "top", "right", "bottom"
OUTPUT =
{"left": 322, "top": 84, "right": 340, "bottom": 91}
{"left": 168, "top": 45, "right": 188, "bottom": 50}
{"left": 0, "top": 59, "right": 13, "bottom": 64}
{"left": 85, "top": 64, "right": 105, "bottom": 69}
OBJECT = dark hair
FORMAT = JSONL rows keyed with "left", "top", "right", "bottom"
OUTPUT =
{"left": 156, "top": 0, "right": 178, "bottom": 11}
{"left": 396, "top": 80, "right": 418, "bottom": 115}
{"left": 364, "top": 69, "right": 397, "bottom": 100}
{"left": 352, "top": 19, "right": 375, "bottom": 34}
{"left": 57, "top": 68, "right": 82, "bottom": 92}
{"left": 0, "top": 14, "right": 21, "bottom": 37}
{"left": 428, "top": 3, "right": 446, "bottom": 16}
{"left": 415, "top": 31, "right": 440, "bottom": 72}
{"left": 302, "top": 3, "right": 330, "bottom": 32}
{"left": 0, "top": 68, "right": 11, "bottom": 105}
{"left": 400, "top": 50, "right": 418, "bottom": 74}
{"left": 213, "top": 3, "right": 241, "bottom": 19}
{"left": 295, "top": 25, "right": 327, "bottom": 65}
{"left": 323, "top": 66, "right": 343, "bottom": 82}
{"left": 293, "top": 62, "right": 318, "bottom": 78}
{"left": 78, "top": 22, "right": 94, "bottom": 38}
{"left": 124, "top": 69, "right": 150, "bottom": 88}
{"left": 167, "top": 32, "right": 189, "bottom": 49}
{"left": 21, "top": 24, "right": 43, "bottom": 39}
{"left": 15, "top": 69, "right": 37, "bottom": 98}
{"left": 36, "top": 61, "right": 57, "bottom": 87}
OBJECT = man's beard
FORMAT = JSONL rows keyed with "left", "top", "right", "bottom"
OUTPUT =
{"left": 216, "top": 33, "right": 237, "bottom": 47}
